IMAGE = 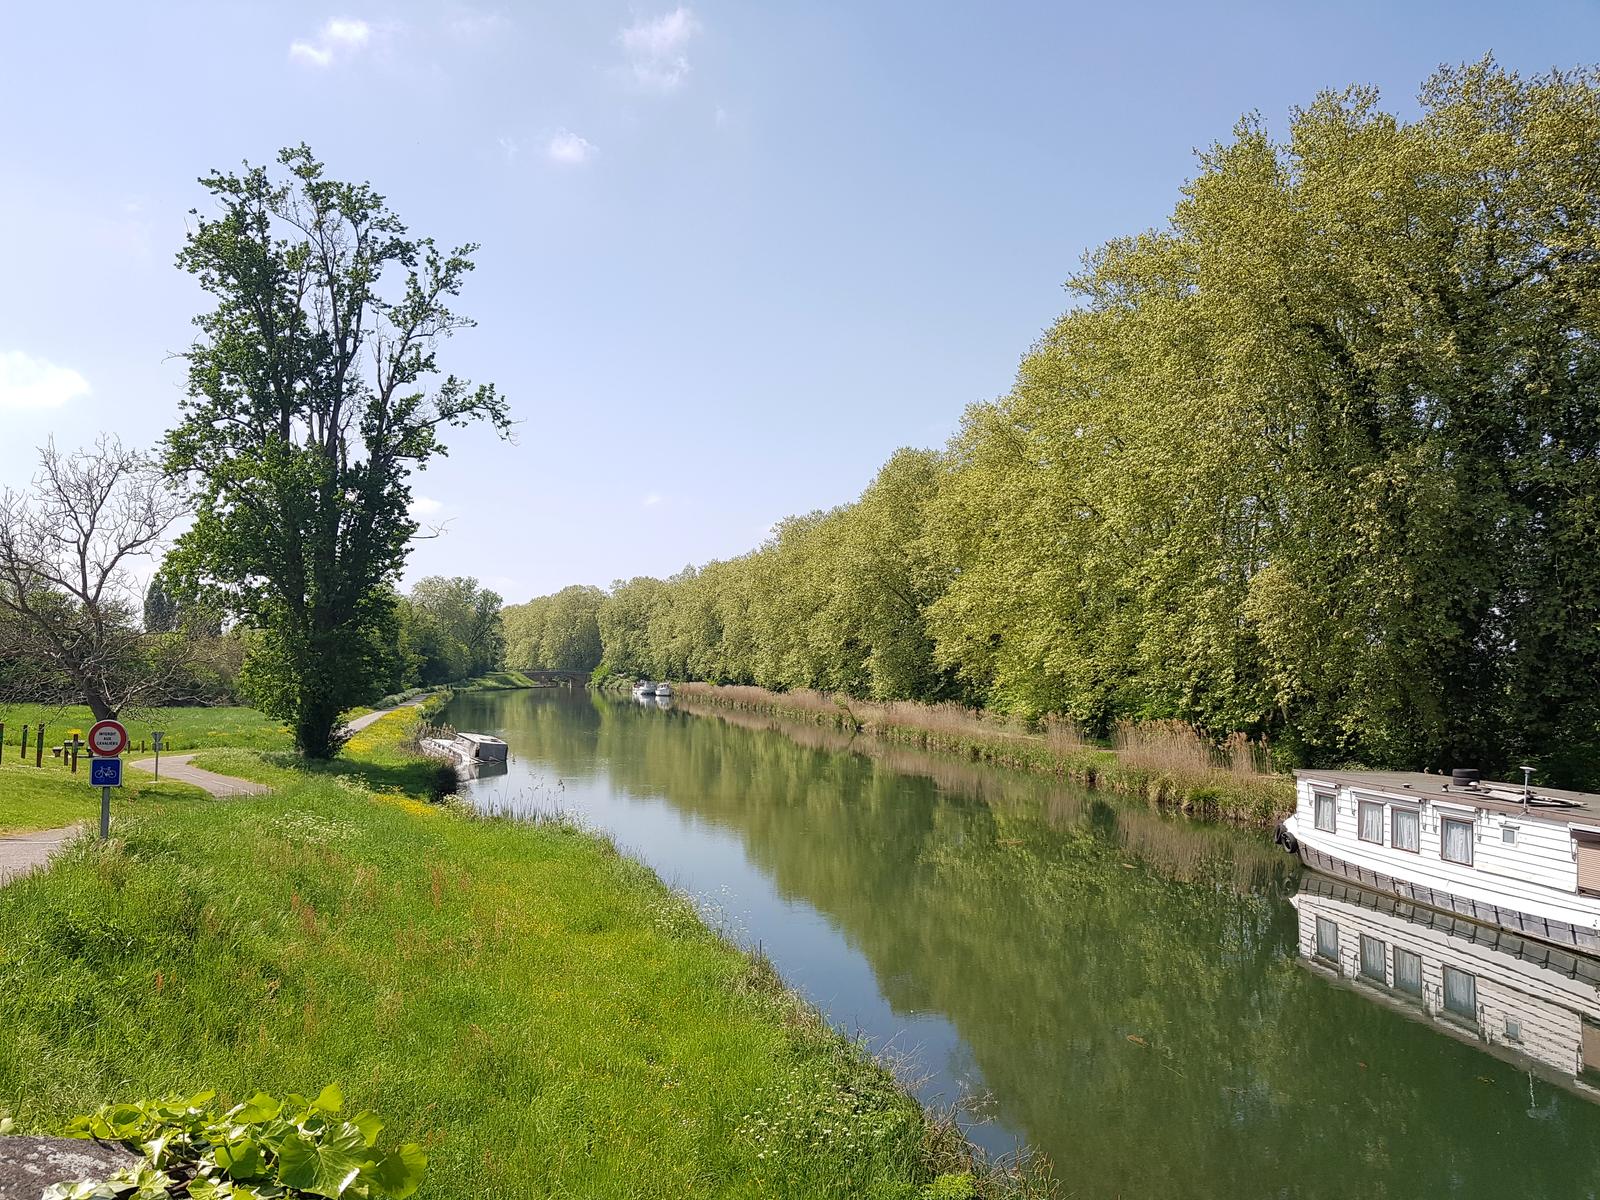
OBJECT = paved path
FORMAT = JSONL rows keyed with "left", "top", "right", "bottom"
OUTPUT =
{"left": 1, "top": 700, "right": 428, "bottom": 886}
{"left": 126, "top": 753, "right": 271, "bottom": 797}
{"left": 345, "top": 699, "right": 424, "bottom": 734}
{"left": 0, "top": 825, "right": 78, "bottom": 886}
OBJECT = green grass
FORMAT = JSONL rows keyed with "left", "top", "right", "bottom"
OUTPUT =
{"left": 0, "top": 710, "right": 1012, "bottom": 1199}
{"left": 457, "top": 670, "right": 545, "bottom": 690}
{"left": 0, "top": 704, "right": 293, "bottom": 756}
{"left": 0, "top": 759, "right": 212, "bottom": 834}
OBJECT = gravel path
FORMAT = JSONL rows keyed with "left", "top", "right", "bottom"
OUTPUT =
{"left": 1, "top": 699, "right": 429, "bottom": 886}
{"left": 125, "top": 753, "right": 270, "bottom": 796}
{"left": 0, "top": 825, "right": 78, "bottom": 886}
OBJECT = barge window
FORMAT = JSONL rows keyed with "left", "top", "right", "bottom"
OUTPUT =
{"left": 1315, "top": 916, "right": 1339, "bottom": 963}
{"left": 1358, "top": 801, "right": 1384, "bottom": 844}
{"left": 1314, "top": 792, "right": 1336, "bottom": 833}
{"left": 1359, "top": 935, "right": 1387, "bottom": 982}
{"left": 1442, "top": 817, "right": 1474, "bottom": 866}
{"left": 1442, "top": 965, "right": 1478, "bottom": 1021}
{"left": 1393, "top": 948, "right": 1423, "bottom": 996}
{"left": 1576, "top": 837, "right": 1600, "bottom": 897}
{"left": 1392, "top": 808, "right": 1420, "bottom": 853}
{"left": 1502, "top": 826, "right": 1517, "bottom": 845}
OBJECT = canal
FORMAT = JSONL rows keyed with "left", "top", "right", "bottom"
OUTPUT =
{"left": 442, "top": 687, "right": 1600, "bottom": 1198}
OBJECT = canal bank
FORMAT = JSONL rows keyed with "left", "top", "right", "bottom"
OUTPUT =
{"left": 671, "top": 682, "right": 1294, "bottom": 826}
{"left": 0, "top": 706, "right": 1030, "bottom": 1199}
{"left": 442, "top": 687, "right": 1600, "bottom": 1199}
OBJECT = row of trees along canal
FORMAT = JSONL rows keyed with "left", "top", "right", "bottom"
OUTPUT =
{"left": 505, "top": 62, "right": 1600, "bottom": 789}
{"left": 0, "top": 146, "right": 509, "bottom": 755}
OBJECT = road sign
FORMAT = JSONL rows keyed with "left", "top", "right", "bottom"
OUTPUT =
{"left": 152, "top": 731, "right": 164, "bottom": 751}
{"left": 90, "top": 757, "right": 123, "bottom": 787}
{"left": 88, "top": 719, "right": 128, "bottom": 757}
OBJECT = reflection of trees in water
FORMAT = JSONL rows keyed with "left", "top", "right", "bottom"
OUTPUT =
{"left": 450, "top": 690, "right": 1600, "bottom": 1198}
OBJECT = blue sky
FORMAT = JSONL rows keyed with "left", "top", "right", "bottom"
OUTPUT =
{"left": 2, "top": 1, "right": 1595, "bottom": 603}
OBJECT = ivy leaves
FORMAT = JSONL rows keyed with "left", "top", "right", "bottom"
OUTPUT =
{"left": 49, "top": 1086, "right": 427, "bottom": 1200}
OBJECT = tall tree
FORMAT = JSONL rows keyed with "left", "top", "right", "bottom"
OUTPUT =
{"left": 0, "top": 437, "right": 186, "bottom": 718}
{"left": 165, "top": 145, "right": 510, "bottom": 756}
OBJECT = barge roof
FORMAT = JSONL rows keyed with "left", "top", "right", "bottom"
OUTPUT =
{"left": 1294, "top": 769, "right": 1600, "bottom": 821}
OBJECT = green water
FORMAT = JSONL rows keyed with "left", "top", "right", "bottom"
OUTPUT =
{"left": 443, "top": 688, "right": 1600, "bottom": 1198}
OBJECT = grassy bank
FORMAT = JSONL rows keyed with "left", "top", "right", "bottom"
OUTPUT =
{"left": 0, "top": 704, "right": 293, "bottom": 755}
{"left": 0, "top": 707, "right": 1043, "bottom": 1198}
{"left": 675, "top": 683, "right": 1293, "bottom": 826}
{"left": 0, "top": 758, "right": 211, "bottom": 835}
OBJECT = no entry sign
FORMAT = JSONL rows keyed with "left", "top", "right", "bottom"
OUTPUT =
{"left": 88, "top": 719, "right": 128, "bottom": 757}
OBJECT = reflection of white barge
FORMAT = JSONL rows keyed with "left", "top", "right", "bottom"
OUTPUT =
{"left": 1279, "top": 768, "right": 1600, "bottom": 955}
{"left": 1294, "top": 875, "right": 1600, "bottom": 1099}
{"left": 420, "top": 731, "right": 510, "bottom": 775}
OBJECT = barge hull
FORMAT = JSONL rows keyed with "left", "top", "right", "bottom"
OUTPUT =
{"left": 1298, "top": 843, "right": 1600, "bottom": 957}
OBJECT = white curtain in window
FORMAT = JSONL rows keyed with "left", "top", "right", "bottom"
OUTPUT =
{"left": 1392, "top": 808, "right": 1420, "bottom": 852}
{"left": 1443, "top": 818, "right": 1474, "bottom": 865}
{"left": 1360, "top": 802, "right": 1384, "bottom": 843}
{"left": 1316, "top": 917, "right": 1339, "bottom": 960}
{"left": 1443, "top": 965, "right": 1478, "bottom": 1018}
{"left": 1393, "top": 948, "right": 1422, "bottom": 995}
{"left": 1360, "top": 935, "right": 1386, "bottom": 981}
{"left": 1315, "top": 793, "right": 1335, "bottom": 832}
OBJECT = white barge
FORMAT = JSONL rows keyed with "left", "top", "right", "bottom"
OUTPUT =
{"left": 1293, "top": 875, "right": 1600, "bottom": 1098}
{"left": 1280, "top": 768, "right": 1600, "bottom": 955}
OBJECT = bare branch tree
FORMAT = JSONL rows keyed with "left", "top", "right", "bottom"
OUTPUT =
{"left": 0, "top": 436, "right": 186, "bottom": 719}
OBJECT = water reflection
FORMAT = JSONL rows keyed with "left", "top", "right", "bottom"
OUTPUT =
{"left": 1295, "top": 875, "right": 1600, "bottom": 1101}
{"left": 445, "top": 688, "right": 1600, "bottom": 1198}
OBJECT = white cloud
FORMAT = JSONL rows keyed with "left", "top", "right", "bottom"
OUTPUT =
{"left": 546, "top": 131, "right": 596, "bottom": 165}
{"left": 642, "top": 492, "right": 663, "bottom": 508}
{"left": 410, "top": 495, "right": 444, "bottom": 517}
{"left": 289, "top": 17, "right": 371, "bottom": 67}
{"left": 497, "top": 135, "right": 520, "bottom": 163}
{"left": 0, "top": 350, "right": 90, "bottom": 410}
{"left": 445, "top": 6, "right": 509, "bottom": 40}
{"left": 619, "top": 7, "right": 697, "bottom": 91}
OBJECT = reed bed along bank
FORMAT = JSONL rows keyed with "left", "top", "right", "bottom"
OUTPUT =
{"left": 674, "top": 683, "right": 1294, "bottom": 826}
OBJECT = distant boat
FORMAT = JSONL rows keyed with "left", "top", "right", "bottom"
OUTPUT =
{"left": 633, "top": 681, "right": 658, "bottom": 697}
{"left": 653, "top": 682, "right": 673, "bottom": 698}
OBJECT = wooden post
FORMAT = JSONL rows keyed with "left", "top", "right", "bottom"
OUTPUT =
{"left": 69, "top": 735, "right": 81, "bottom": 774}
{"left": 35, "top": 723, "right": 44, "bottom": 767}
{"left": 20, "top": 723, "right": 28, "bottom": 762}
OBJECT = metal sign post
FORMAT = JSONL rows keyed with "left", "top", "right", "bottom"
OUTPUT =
{"left": 152, "top": 730, "right": 164, "bottom": 780}
{"left": 87, "top": 721, "right": 128, "bottom": 841}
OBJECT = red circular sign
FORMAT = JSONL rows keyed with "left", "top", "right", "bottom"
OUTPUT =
{"left": 88, "top": 719, "right": 128, "bottom": 757}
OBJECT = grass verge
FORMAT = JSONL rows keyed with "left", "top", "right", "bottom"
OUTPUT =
{"left": 0, "top": 708, "right": 1045, "bottom": 1198}
{"left": 0, "top": 759, "right": 212, "bottom": 835}
{"left": 0, "top": 704, "right": 294, "bottom": 756}
{"left": 675, "top": 683, "right": 1294, "bottom": 826}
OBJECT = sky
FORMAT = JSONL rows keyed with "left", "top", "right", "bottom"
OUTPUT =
{"left": 2, "top": 1, "right": 1596, "bottom": 604}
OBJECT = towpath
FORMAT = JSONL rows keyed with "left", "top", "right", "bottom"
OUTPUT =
{"left": 0, "top": 826, "right": 77, "bottom": 886}
{"left": 1, "top": 699, "right": 428, "bottom": 885}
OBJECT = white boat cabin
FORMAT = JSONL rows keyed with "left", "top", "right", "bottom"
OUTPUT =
{"left": 1284, "top": 769, "right": 1600, "bottom": 955}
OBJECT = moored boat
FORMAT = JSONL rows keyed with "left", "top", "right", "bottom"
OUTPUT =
{"left": 1280, "top": 768, "right": 1600, "bottom": 955}
{"left": 632, "top": 680, "right": 658, "bottom": 697}
{"left": 420, "top": 730, "right": 510, "bottom": 773}
{"left": 653, "top": 681, "right": 673, "bottom": 697}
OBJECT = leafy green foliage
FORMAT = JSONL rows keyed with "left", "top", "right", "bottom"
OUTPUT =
{"left": 502, "top": 585, "right": 605, "bottom": 673}
{"left": 48, "top": 1087, "right": 426, "bottom": 1200}
{"left": 164, "top": 145, "right": 509, "bottom": 758}
{"left": 536, "top": 60, "right": 1600, "bottom": 787}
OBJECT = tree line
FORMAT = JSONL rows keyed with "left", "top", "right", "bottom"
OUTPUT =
{"left": 508, "top": 61, "right": 1600, "bottom": 787}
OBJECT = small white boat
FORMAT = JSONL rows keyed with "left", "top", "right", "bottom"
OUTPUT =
{"left": 421, "top": 731, "right": 509, "bottom": 772}
{"left": 632, "top": 681, "right": 658, "bottom": 697}
{"left": 653, "top": 682, "right": 673, "bottom": 698}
